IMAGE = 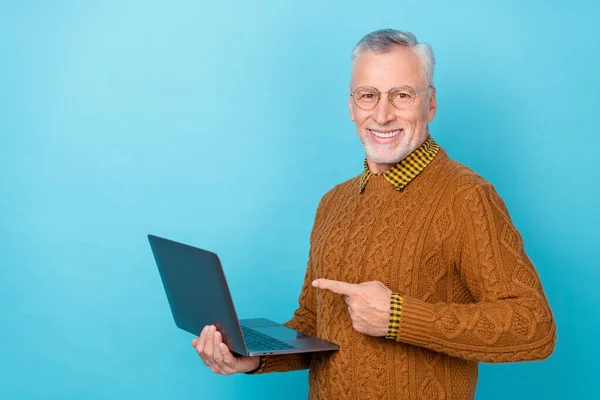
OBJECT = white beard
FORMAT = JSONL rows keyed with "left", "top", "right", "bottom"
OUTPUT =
{"left": 360, "top": 133, "right": 412, "bottom": 164}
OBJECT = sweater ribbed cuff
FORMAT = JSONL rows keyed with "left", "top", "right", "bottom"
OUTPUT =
{"left": 253, "top": 352, "right": 312, "bottom": 374}
{"left": 395, "top": 295, "right": 434, "bottom": 347}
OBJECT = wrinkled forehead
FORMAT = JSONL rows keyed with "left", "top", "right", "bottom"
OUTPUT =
{"left": 350, "top": 46, "right": 425, "bottom": 90}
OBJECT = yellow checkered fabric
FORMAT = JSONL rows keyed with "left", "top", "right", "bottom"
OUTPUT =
{"left": 386, "top": 292, "right": 404, "bottom": 340}
{"left": 358, "top": 135, "right": 440, "bottom": 193}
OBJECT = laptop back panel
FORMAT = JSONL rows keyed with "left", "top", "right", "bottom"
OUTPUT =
{"left": 148, "top": 234, "right": 248, "bottom": 356}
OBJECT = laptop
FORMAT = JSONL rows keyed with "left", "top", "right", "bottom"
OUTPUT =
{"left": 148, "top": 234, "right": 339, "bottom": 356}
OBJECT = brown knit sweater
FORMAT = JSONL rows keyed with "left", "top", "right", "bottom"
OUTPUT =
{"left": 258, "top": 149, "right": 556, "bottom": 399}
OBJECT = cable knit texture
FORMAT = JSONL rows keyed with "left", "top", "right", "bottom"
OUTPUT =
{"left": 257, "top": 149, "right": 556, "bottom": 400}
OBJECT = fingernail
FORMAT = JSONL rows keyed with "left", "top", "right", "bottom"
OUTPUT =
{"left": 312, "top": 280, "right": 318, "bottom": 287}
{"left": 202, "top": 326, "right": 208, "bottom": 333}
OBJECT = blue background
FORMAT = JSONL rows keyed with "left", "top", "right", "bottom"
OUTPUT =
{"left": 1, "top": 0, "right": 598, "bottom": 398}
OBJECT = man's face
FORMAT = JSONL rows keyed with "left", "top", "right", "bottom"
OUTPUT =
{"left": 349, "top": 46, "right": 437, "bottom": 172}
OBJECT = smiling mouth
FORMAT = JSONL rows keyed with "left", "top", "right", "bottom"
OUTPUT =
{"left": 369, "top": 129, "right": 402, "bottom": 139}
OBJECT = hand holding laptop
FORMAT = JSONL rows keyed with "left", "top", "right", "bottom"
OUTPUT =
{"left": 148, "top": 234, "right": 338, "bottom": 376}
{"left": 192, "top": 324, "right": 261, "bottom": 375}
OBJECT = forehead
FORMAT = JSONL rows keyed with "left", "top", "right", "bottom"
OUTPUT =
{"left": 351, "top": 46, "right": 424, "bottom": 89}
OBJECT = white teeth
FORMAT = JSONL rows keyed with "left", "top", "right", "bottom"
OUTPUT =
{"left": 371, "top": 129, "right": 401, "bottom": 138}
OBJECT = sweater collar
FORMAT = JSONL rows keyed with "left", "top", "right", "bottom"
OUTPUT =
{"left": 359, "top": 135, "right": 440, "bottom": 193}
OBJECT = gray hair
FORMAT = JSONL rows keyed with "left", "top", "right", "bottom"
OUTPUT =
{"left": 351, "top": 29, "right": 435, "bottom": 87}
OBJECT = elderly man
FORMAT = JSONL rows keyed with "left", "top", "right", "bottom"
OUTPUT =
{"left": 192, "top": 29, "right": 557, "bottom": 399}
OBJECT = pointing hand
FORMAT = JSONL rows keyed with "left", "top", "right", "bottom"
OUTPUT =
{"left": 312, "top": 279, "right": 392, "bottom": 337}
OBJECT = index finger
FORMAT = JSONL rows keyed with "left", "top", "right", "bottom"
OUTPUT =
{"left": 312, "top": 279, "right": 358, "bottom": 295}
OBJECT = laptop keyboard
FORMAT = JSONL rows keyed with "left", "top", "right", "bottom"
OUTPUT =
{"left": 241, "top": 325, "right": 297, "bottom": 351}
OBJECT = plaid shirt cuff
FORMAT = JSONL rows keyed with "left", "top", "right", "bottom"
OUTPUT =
{"left": 386, "top": 292, "right": 404, "bottom": 340}
{"left": 245, "top": 355, "right": 267, "bottom": 375}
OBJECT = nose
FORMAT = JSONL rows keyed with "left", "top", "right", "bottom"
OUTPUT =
{"left": 372, "top": 95, "right": 396, "bottom": 125}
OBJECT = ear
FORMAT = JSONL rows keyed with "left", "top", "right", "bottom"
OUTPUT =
{"left": 348, "top": 89, "right": 355, "bottom": 121}
{"left": 427, "top": 87, "right": 437, "bottom": 122}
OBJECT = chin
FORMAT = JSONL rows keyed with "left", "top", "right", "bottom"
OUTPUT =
{"left": 367, "top": 150, "right": 410, "bottom": 165}
{"left": 363, "top": 139, "right": 411, "bottom": 165}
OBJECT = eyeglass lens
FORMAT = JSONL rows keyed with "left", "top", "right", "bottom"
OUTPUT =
{"left": 353, "top": 86, "right": 417, "bottom": 110}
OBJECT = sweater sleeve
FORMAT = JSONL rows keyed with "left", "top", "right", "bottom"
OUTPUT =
{"left": 249, "top": 194, "right": 332, "bottom": 374}
{"left": 393, "top": 182, "right": 557, "bottom": 363}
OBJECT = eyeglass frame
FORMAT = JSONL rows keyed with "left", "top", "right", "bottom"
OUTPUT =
{"left": 349, "top": 85, "right": 433, "bottom": 110}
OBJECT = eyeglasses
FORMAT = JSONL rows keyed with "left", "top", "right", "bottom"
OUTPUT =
{"left": 350, "top": 85, "right": 432, "bottom": 110}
